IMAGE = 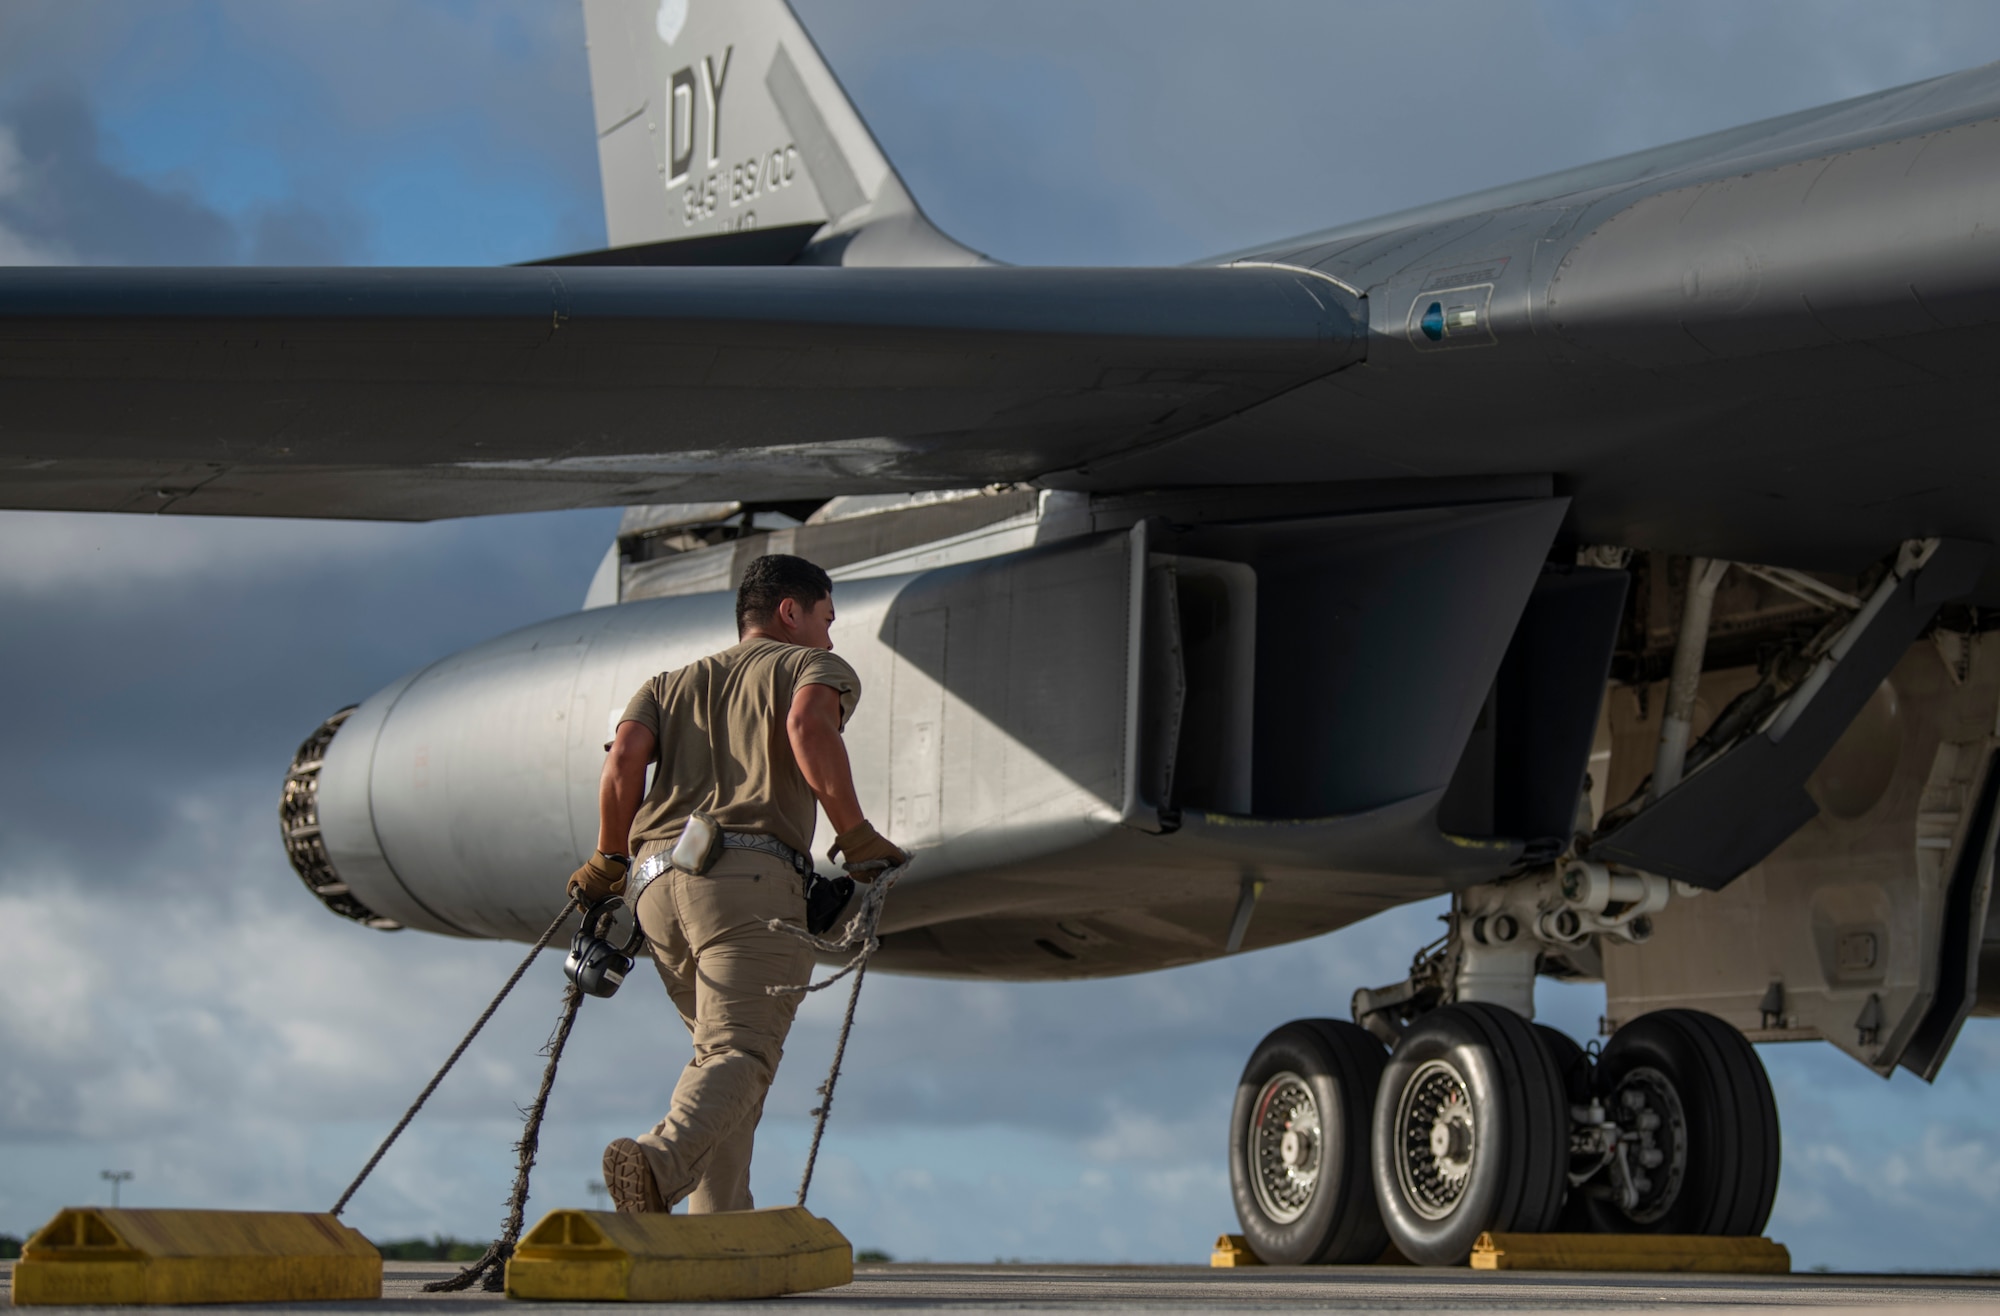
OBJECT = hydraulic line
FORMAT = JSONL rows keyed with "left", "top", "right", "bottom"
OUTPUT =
{"left": 1651, "top": 558, "right": 1731, "bottom": 799}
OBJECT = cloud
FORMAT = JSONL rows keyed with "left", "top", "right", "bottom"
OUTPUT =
{"left": 0, "top": 126, "right": 67, "bottom": 264}
{"left": 0, "top": 88, "right": 236, "bottom": 265}
{"left": 0, "top": 86, "right": 376, "bottom": 267}
{"left": 1773, "top": 1122, "right": 2000, "bottom": 1271}
{"left": 245, "top": 201, "right": 365, "bottom": 266}
{"left": 19, "top": 0, "right": 599, "bottom": 266}
{"left": 1762, "top": 1034, "right": 2000, "bottom": 1271}
{"left": 0, "top": 512, "right": 418, "bottom": 599}
{"left": 0, "top": 0, "right": 601, "bottom": 268}
{"left": 0, "top": 826, "right": 564, "bottom": 1145}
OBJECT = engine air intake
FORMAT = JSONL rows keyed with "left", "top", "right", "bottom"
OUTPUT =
{"left": 281, "top": 707, "right": 400, "bottom": 931}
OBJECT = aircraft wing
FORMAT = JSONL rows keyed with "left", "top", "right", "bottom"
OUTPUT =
{"left": 0, "top": 265, "right": 1361, "bottom": 519}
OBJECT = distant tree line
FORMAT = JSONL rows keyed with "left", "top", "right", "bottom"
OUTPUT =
{"left": 370, "top": 1236, "right": 488, "bottom": 1262}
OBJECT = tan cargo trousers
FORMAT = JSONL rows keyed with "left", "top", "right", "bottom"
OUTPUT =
{"left": 631, "top": 847, "right": 816, "bottom": 1213}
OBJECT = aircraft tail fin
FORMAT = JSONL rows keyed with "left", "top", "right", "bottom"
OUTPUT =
{"left": 579, "top": 0, "right": 986, "bottom": 266}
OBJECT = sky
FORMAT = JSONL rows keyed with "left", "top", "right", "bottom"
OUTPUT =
{"left": 4, "top": 0, "right": 2000, "bottom": 1271}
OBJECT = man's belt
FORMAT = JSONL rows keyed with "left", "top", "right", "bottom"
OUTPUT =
{"left": 721, "top": 831, "right": 810, "bottom": 875}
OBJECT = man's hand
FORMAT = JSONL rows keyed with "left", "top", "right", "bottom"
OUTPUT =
{"left": 829, "top": 820, "right": 908, "bottom": 881}
{"left": 568, "top": 851, "right": 628, "bottom": 905}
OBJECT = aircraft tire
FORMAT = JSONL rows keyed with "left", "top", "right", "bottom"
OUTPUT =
{"left": 1536, "top": 1023, "right": 1596, "bottom": 1106}
{"left": 1537, "top": 1024, "right": 1600, "bottom": 1233}
{"left": 1227, "top": 1018, "right": 1389, "bottom": 1264}
{"left": 1579, "top": 1008, "right": 1780, "bottom": 1236}
{"left": 1372, "top": 1003, "right": 1569, "bottom": 1266}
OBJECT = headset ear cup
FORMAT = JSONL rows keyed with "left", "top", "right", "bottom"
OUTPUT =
{"left": 574, "top": 941, "right": 628, "bottom": 998}
{"left": 565, "top": 897, "right": 635, "bottom": 998}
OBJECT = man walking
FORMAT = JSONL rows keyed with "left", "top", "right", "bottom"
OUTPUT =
{"left": 567, "top": 553, "right": 907, "bottom": 1213}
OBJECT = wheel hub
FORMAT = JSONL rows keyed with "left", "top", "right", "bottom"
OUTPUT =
{"left": 1394, "top": 1059, "right": 1477, "bottom": 1220}
{"left": 1427, "top": 1091, "right": 1474, "bottom": 1174}
{"left": 1248, "top": 1071, "right": 1321, "bottom": 1224}
{"left": 1604, "top": 1065, "right": 1688, "bottom": 1223}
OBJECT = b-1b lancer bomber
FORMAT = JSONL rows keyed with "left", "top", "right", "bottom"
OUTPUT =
{"left": 6, "top": 0, "right": 2000, "bottom": 1269}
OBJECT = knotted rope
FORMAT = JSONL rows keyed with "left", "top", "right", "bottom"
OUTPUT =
{"left": 331, "top": 899, "right": 577, "bottom": 1220}
{"left": 766, "top": 860, "right": 905, "bottom": 1206}
{"left": 422, "top": 980, "right": 585, "bottom": 1292}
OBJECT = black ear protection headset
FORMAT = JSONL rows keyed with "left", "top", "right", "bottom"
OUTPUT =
{"left": 564, "top": 897, "right": 646, "bottom": 998}
{"left": 806, "top": 872, "right": 855, "bottom": 936}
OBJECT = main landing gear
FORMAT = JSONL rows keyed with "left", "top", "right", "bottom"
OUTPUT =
{"left": 1227, "top": 883, "right": 1781, "bottom": 1266}
{"left": 1228, "top": 1004, "right": 1779, "bottom": 1266}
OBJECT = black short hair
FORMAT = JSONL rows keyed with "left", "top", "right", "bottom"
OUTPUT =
{"left": 736, "top": 554, "right": 834, "bottom": 635}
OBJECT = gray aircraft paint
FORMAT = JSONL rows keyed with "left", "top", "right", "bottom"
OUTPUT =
{"left": 0, "top": 264, "right": 1357, "bottom": 518}
{"left": 581, "top": 0, "right": 979, "bottom": 264}
{"left": 584, "top": 0, "right": 872, "bottom": 242}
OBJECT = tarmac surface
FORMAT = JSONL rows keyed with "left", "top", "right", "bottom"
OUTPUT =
{"left": 6, "top": 1260, "right": 2000, "bottom": 1314}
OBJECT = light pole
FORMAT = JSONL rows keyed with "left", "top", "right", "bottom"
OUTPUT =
{"left": 101, "top": 1170, "right": 133, "bottom": 1208}
{"left": 587, "top": 1181, "right": 610, "bottom": 1207}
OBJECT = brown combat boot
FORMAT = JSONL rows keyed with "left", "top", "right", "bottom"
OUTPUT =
{"left": 601, "top": 1138, "right": 668, "bottom": 1213}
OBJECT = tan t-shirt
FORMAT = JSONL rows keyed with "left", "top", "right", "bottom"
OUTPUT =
{"left": 621, "top": 638, "right": 861, "bottom": 860}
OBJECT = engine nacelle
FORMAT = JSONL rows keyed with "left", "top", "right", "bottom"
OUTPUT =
{"left": 303, "top": 532, "right": 1160, "bottom": 939}
{"left": 282, "top": 496, "right": 1587, "bottom": 977}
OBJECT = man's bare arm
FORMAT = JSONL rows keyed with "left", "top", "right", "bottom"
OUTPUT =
{"left": 596, "top": 720, "right": 659, "bottom": 856}
{"left": 787, "top": 682, "right": 865, "bottom": 835}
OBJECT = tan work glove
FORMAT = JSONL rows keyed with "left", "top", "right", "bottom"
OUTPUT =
{"left": 567, "top": 851, "right": 629, "bottom": 905}
{"left": 828, "top": 821, "right": 908, "bottom": 881}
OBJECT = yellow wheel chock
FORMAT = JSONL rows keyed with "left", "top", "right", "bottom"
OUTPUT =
{"left": 1210, "top": 1234, "right": 1264, "bottom": 1267}
{"left": 505, "top": 1206, "right": 852, "bottom": 1302}
{"left": 10, "top": 1207, "right": 380, "bottom": 1305}
{"left": 1470, "top": 1231, "right": 1791, "bottom": 1272}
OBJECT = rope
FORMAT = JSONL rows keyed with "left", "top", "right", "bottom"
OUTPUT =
{"left": 423, "top": 981, "right": 586, "bottom": 1293}
{"left": 766, "top": 860, "right": 904, "bottom": 1206}
{"left": 330, "top": 898, "right": 577, "bottom": 1219}
{"left": 793, "top": 959, "right": 868, "bottom": 1207}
